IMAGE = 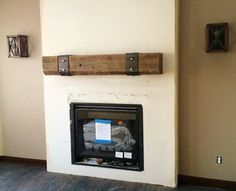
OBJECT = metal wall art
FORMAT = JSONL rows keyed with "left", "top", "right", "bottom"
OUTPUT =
{"left": 7, "top": 35, "right": 29, "bottom": 57}
{"left": 205, "top": 23, "right": 229, "bottom": 52}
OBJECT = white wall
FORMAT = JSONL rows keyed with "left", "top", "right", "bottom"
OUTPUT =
{"left": 0, "top": 0, "right": 46, "bottom": 160}
{"left": 41, "top": 0, "right": 177, "bottom": 187}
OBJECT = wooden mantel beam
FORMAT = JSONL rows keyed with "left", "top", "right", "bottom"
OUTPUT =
{"left": 42, "top": 53, "right": 163, "bottom": 76}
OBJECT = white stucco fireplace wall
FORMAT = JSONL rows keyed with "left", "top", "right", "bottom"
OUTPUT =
{"left": 40, "top": 0, "right": 178, "bottom": 187}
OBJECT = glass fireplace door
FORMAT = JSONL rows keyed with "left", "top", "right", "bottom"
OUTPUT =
{"left": 70, "top": 103, "right": 143, "bottom": 171}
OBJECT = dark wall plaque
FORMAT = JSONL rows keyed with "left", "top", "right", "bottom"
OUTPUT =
{"left": 7, "top": 35, "right": 29, "bottom": 57}
{"left": 205, "top": 23, "right": 229, "bottom": 52}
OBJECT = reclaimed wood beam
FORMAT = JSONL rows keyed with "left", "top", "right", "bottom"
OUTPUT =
{"left": 42, "top": 53, "right": 163, "bottom": 75}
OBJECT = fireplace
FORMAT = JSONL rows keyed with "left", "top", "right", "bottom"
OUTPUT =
{"left": 70, "top": 103, "right": 143, "bottom": 171}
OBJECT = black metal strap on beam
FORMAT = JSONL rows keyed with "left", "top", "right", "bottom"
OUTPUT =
{"left": 58, "top": 55, "right": 71, "bottom": 76}
{"left": 126, "top": 53, "right": 139, "bottom": 75}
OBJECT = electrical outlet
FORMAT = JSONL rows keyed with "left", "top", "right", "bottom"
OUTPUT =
{"left": 216, "top": 156, "right": 223, "bottom": 164}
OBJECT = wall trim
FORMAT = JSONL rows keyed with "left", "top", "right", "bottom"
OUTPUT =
{"left": 0, "top": 156, "right": 46, "bottom": 166}
{"left": 178, "top": 175, "right": 236, "bottom": 190}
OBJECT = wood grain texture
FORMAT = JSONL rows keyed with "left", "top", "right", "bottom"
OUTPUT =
{"left": 42, "top": 53, "right": 163, "bottom": 75}
{"left": 42, "top": 56, "right": 58, "bottom": 75}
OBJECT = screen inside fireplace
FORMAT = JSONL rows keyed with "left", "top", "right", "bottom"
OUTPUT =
{"left": 70, "top": 103, "right": 143, "bottom": 171}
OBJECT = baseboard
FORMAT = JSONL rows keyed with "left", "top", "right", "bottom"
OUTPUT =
{"left": 0, "top": 156, "right": 46, "bottom": 166}
{"left": 178, "top": 175, "right": 236, "bottom": 190}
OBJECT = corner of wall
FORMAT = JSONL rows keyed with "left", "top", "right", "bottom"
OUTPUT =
{"left": 0, "top": 114, "right": 4, "bottom": 156}
{"left": 174, "top": 0, "right": 180, "bottom": 185}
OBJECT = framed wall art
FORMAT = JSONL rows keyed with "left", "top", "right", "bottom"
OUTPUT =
{"left": 7, "top": 35, "right": 29, "bottom": 57}
{"left": 205, "top": 23, "right": 229, "bottom": 53}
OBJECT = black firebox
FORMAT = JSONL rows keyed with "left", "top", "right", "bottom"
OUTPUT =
{"left": 70, "top": 103, "right": 143, "bottom": 171}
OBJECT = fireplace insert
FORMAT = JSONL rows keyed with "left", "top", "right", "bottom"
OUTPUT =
{"left": 70, "top": 103, "right": 143, "bottom": 171}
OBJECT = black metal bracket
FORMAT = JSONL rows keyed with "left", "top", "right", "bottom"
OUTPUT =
{"left": 58, "top": 55, "right": 71, "bottom": 76}
{"left": 126, "top": 53, "right": 139, "bottom": 75}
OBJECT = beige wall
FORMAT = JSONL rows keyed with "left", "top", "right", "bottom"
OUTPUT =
{"left": 0, "top": 0, "right": 46, "bottom": 160}
{"left": 0, "top": 112, "right": 3, "bottom": 155}
{"left": 41, "top": 0, "right": 178, "bottom": 187}
{"left": 179, "top": 0, "right": 236, "bottom": 181}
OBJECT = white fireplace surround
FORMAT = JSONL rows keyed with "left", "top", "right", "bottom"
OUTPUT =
{"left": 41, "top": 0, "right": 178, "bottom": 187}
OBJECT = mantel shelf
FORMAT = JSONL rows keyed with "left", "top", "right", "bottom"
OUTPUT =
{"left": 42, "top": 52, "right": 163, "bottom": 76}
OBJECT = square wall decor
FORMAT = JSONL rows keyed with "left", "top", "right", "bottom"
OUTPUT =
{"left": 205, "top": 23, "right": 229, "bottom": 52}
{"left": 7, "top": 35, "right": 29, "bottom": 57}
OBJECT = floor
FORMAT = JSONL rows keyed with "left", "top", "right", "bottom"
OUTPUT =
{"left": 0, "top": 162, "right": 231, "bottom": 191}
